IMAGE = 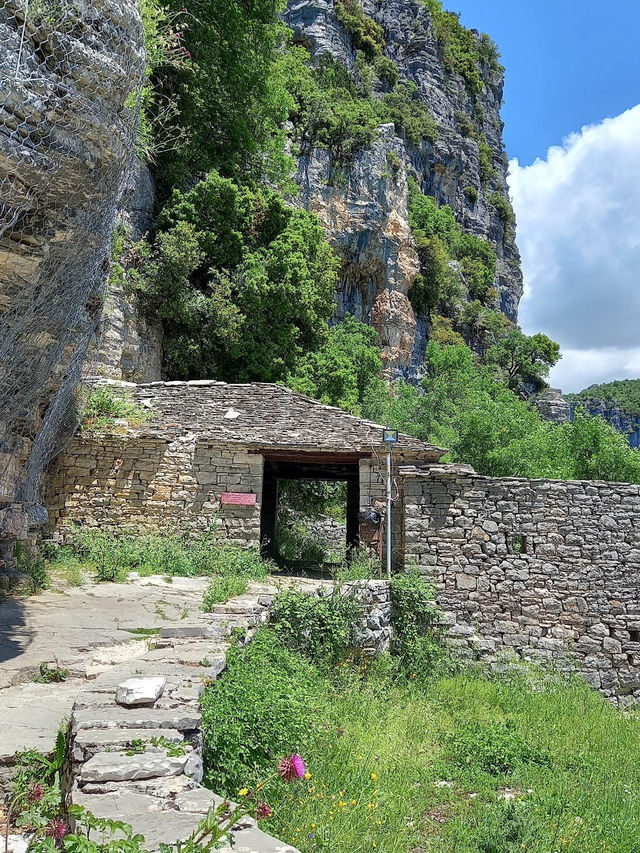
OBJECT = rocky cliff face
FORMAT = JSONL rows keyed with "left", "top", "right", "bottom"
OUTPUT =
{"left": 0, "top": 0, "right": 144, "bottom": 571}
{"left": 285, "top": 0, "right": 523, "bottom": 374}
{"left": 569, "top": 400, "right": 640, "bottom": 449}
{"left": 95, "top": 161, "right": 163, "bottom": 383}
{"left": 536, "top": 389, "right": 640, "bottom": 449}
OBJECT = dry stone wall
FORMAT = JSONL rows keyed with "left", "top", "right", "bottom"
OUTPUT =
{"left": 46, "top": 436, "right": 264, "bottom": 546}
{"left": 403, "top": 471, "right": 640, "bottom": 704}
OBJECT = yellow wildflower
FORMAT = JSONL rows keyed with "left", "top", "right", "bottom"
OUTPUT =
{"left": 238, "top": 788, "right": 249, "bottom": 797}
{"left": 370, "top": 773, "right": 378, "bottom": 781}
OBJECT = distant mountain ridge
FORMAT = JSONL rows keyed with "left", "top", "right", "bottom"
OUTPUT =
{"left": 567, "top": 379, "right": 640, "bottom": 417}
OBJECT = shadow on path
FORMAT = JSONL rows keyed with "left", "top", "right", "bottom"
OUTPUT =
{"left": 0, "top": 595, "right": 32, "bottom": 665}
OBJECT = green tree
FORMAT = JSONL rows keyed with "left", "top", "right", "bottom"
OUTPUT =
{"left": 485, "top": 329, "right": 561, "bottom": 394}
{"left": 135, "top": 171, "right": 339, "bottom": 381}
{"left": 153, "top": 0, "right": 290, "bottom": 194}
{"left": 288, "top": 314, "right": 383, "bottom": 414}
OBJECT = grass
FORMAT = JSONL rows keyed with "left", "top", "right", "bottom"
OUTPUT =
{"left": 202, "top": 629, "right": 640, "bottom": 853}
{"left": 202, "top": 575, "right": 249, "bottom": 608}
{"left": 44, "top": 527, "right": 272, "bottom": 584}
{"left": 80, "top": 388, "right": 153, "bottom": 432}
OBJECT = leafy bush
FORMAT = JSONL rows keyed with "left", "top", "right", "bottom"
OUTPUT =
{"left": 463, "top": 184, "right": 478, "bottom": 203}
{"left": 489, "top": 190, "right": 515, "bottom": 225}
{"left": 202, "top": 576, "right": 248, "bottom": 608}
{"left": 380, "top": 82, "right": 439, "bottom": 144}
{"left": 455, "top": 110, "right": 477, "bottom": 139}
{"left": 478, "top": 135, "right": 497, "bottom": 184}
{"left": 15, "top": 542, "right": 49, "bottom": 593}
{"left": 200, "top": 630, "right": 325, "bottom": 793}
{"left": 81, "top": 389, "right": 152, "bottom": 431}
{"left": 363, "top": 341, "right": 640, "bottom": 484}
{"left": 275, "top": 518, "right": 330, "bottom": 564}
{"left": 134, "top": 170, "right": 339, "bottom": 381}
{"left": 423, "top": 0, "right": 502, "bottom": 93}
{"left": 335, "top": 0, "right": 385, "bottom": 59}
{"left": 389, "top": 572, "right": 445, "bottom": 678}
{"left": 150, "top": 0, "right": 290, "bottom": 194}
{"left": 52, "top": 528, "right": 272, "bottom": 582}
{"left": 373, "top": 54, "right": 400, "bottom": 87}
{"left": 34, "top": 662, "right": 69, "bottom": 684}
{"left": 288, "top": 314, "right": 383, "bottom": 414}
{"left": 408, "top": 181, "right": 497, "bottom": 314}
{"left": 446, "top": 719, "right": 552, "bottom": 775}
{"left": 269, "top": 589, "right": 362, "bottom": 667}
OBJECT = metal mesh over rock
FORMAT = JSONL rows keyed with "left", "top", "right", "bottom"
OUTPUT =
{"left": 0, "top": 0, "right": 145, "bottom": 572}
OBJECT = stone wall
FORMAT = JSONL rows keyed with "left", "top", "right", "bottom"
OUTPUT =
{"left": 46, "top": 436, "right": 264, "bottom": 546}
{"left": 340, "top": 580, "right": 392, "bottom": 655}
{"left": 47, "top": 436, "right": 415, "bottom": 569}
{"left": 403, "top": 471, "right": 640, "bottom": 704}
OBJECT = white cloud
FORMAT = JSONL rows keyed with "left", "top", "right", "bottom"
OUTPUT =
{"left": 508, "top": 105, "right": 640, "bottom": 392}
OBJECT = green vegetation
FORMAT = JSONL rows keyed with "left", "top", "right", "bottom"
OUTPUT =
{"left": 14, "top": 542, "right": 49, "bottom": 594}
{"left": 129, "top": 0, "right": 640, "bottom": 498}
{"left": 202, "top": 575, "right": 249, "bottom": 608}
{"left": 150, "top": 0, "right": 290, "bottom": 194}
{"left": 423, "top": 0, "right": 503, "bottom": 93}
{"left": 288, "top": 315, "right": 383, "bottom": 414}
{"left": 334, "top": 0, "right": 385, "bottom": 59}
{"left": 363, "top": 341, "right": 640, "bottom": 482}
{"left": 485, "top": 328, "right": 561, "bottom": 395}
{"left": 201, "top": 588, "right": 640, "bottom": 853}
{"left": 463, "top": 184, "right": 478, "bottom": 203}
{"left": 46, "top": 527, "right": 272, "bottom": 583}
{"left": 489, "top": 190, "right": 515, "bottom": 225}
{"left": 34, "top": 662, "right": 68, "bottom": 684}
{"left": 81, "top": 388, "right": 152, "bottom": 431}
{"left": 8, "top": 731, "right": 67, "bottom": 840}
{"left": 478, "top": 135, "right": 498, "bottom": 185}
{"left": 201, "top": 630, "right": 326, "bottom": 794}
{"left": 269, "top": 590, "right": 363, "bottom": 667}
{"left": 568, "top": 378, "right": 640, "bottom": 416}
{"left": 408, "top": 181, "right": 498, "bottom": 312}
{"left": 131, "top": 170, "right": 339, "bottom": 381}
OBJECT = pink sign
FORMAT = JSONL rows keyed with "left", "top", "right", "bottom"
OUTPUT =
{"left": 220, "top": 492, "right": 257, "bottom": 507}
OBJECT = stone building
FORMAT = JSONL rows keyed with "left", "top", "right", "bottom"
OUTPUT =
{"left": 45, "top": 380, "right": 640, "bottom": 704}
{"left": 46, "top": 380, "right": 445, "bottom": 564}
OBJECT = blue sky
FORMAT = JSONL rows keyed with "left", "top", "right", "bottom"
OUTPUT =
{"left": 449, "top": 0, "right": 640, "bottom": 392}
{"left": 452, "top": 0, "right": 640, "bottom": 166}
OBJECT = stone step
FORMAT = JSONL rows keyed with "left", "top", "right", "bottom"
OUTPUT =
{"left": 72, "top": 705, "right": 201, "bottom": 733}
{"left": 79, "top": 748, "right": 189, "bottom": 784}
{"left": 72, "top": 727, "right": 184, "bottom": 761}
{"left": 159, "top": 626, "right": 230, "bottom": 640}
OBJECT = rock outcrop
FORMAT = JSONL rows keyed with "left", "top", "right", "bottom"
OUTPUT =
{"left": 284, "top": 0, "right": 523, "bottom": 374}
{"left": 94, "top": 161, "right": 163, "bottom": 383}
{"left": 0, "top": 0, "right": 145, "bottom": 572}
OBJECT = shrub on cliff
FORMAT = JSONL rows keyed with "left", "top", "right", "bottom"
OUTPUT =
{"left": 287, "top": 314, "right": 384, "bottom": 414}
{"left": 133, "top": 170, "right": 339, "bottom": 381}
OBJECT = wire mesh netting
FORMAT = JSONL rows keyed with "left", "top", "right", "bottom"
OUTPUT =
{"left": 0, "top": 0, "right": 145, "bottom": 563}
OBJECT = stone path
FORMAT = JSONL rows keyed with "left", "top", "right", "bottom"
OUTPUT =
{"left": 0, "top": 574, "right": 327, "bottom": 851}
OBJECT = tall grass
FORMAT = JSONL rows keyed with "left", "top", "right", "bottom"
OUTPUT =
{"left": 202, "top": 628, "right": 640, "bottom": 853}
{"left": 48, "top": 527, "right": 272, "bottom": 583}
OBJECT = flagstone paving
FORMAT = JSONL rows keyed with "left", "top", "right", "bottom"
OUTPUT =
{"left": 0, "top": 574, "right": 326, "bottom": 852}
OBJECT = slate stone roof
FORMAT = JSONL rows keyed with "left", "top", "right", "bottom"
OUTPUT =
{"left": 93, "top": 379, "right": 447, "bottom": 460}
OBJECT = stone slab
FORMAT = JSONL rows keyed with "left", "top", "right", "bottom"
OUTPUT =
{"left": 72, "top": 706, "right": 201, "bottom": 733}
{"left": 116, "top": 676, "right": 166, "bottom": 706}
{"left": 80, "top": 749, "right": 188, "bottom": 783}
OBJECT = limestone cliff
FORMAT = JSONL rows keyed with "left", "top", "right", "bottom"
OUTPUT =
{"left": 285, "top": 0, "right": 523, "bottom": 374}
{"left": 0, "top": 0, "right": 144, "bottom": 570}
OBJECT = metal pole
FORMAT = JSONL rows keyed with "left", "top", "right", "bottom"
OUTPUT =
{"left": 386, "top": 444, "right": 392, "bottom": 578}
